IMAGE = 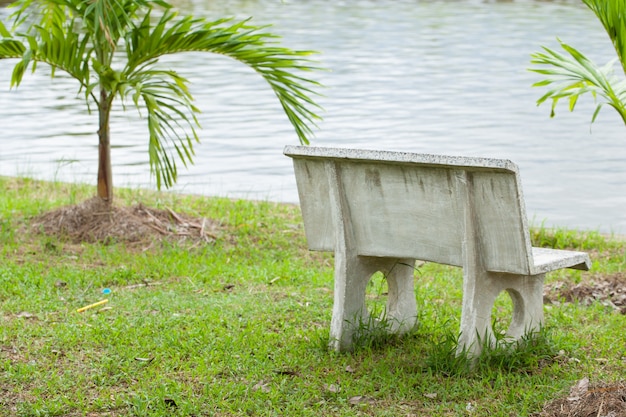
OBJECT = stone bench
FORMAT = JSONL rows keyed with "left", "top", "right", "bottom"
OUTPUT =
{"left": 284, "top": 145, "right": 591, "bottom": 355}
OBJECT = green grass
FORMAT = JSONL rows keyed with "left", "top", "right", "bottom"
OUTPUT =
{"left": 1, "top": 176, "right": 625, "bottom": 416}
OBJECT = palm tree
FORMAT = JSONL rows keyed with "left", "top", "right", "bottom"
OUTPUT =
{"left": 529, "top": 0, "right": 626, "bottom": 126}
{"left": 0, "top": 0, "right": 321, "bottom": 204}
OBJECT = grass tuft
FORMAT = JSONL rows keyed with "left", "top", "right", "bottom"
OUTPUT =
{"left": 530, "top": 222, "right": 616, "bottom": 251}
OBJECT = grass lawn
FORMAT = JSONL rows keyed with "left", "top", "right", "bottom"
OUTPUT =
{"left": 0, "top": 176, "right": 625, "bottom": 416}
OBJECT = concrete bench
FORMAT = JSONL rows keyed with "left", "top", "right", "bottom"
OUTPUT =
{"left": 284, "top": 145, "right": 591, "bottom": 355}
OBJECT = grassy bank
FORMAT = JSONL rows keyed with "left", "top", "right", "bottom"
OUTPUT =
{"left": 0, "top": 176, "right": 625, "bottom": 416}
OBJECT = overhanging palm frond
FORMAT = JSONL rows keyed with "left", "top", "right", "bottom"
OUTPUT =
{"left": 7, "top": 18, "right": 92, "bottom": 96}
{"left": 582, "top": 0, "right": 626, "bottom": 76}
{"left": 124, "top": 69, "right": 200, "bottom": 189}
{"left": 125, "top": 10, "right": 322, "bottom": 139}
{"left": 6, "top": 0, "right": 66, "bottom": 32}
{"left": 530, "top": 0, "right": 626, "bottom": 127}
{"left": 0, "top": 39, "right": 25, "bottom": 58}
{"left": 529, "top": 39, "right": 626, "bottom": 125}
{"left": 0, "top": 20, "right": 25, "bottom": 58}
{"left": 123, "top": 9, "right": 322, "bottom": 188}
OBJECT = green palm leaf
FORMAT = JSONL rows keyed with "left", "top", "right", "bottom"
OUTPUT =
{"left": 530, "top": 39, "right": 626, "bottom": 125}
{"left": 530, "top": 0, "right": 626, "bottom": 126}
{"left": 582, "top": 0, "right": 626, "bottom": 76}
{"left": 121, "top": 9, "right": 321, "bottom": 187}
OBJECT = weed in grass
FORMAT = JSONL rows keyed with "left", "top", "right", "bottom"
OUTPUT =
{"left": 350, "top": 310, "right": 402, "bottom": 351}
{"left": 349, "top": 270, "right": 420, "bottom": 351}
{"left": 424, "top": 326, "right": 473, "bottom": 376}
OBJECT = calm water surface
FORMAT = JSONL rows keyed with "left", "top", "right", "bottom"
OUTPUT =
{"left": 1, "top": 0, "right": 624, "bottom": 232}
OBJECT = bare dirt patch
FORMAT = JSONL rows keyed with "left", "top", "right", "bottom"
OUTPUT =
{"left": 539, "top": 277, "right": 626, "bottom": 416}
{"left": 544, "top": 273, "right": 626, "bottom": 314}
{"left": 29, "top": 197, "right": 221, "bottom": 246}
{"left": 536, "top": 378, "right": 626, "bottom": 417}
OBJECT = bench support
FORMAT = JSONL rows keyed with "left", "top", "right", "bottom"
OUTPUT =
{"left": 458, "top": 269, "right": 545, "bottom": 357}
{"left": 457, "top": 169, "right": 544, "bottom": 357}
{"left": 326, "top": 161, "right": 417, "bottom": 351}
{"left": 330, "top": 255, "right": 418, "bottom": 351}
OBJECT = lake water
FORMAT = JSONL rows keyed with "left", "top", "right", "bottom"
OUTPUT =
{"left": 1, "top": 0, "right": 625, "bottom": 233}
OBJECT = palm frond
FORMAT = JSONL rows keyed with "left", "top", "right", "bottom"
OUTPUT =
{"left": 0, "top": 21, "right": 25, "bottom": 58}
{"left": 122, "top": 70, "right": 200, "bottom": 188}
{"left": 124, "top": 10, "right": 322, "bottom": 146}
{"left": 9, "top": 20, "right": 92, "bottom": 96}
{"left": 529, "top": 39, "right": 626, "bottom": 125}
{"left": 6, "top": 0, "right": 62, "bottom": 31}
{"left": 582, "top": 0, "right": 626, "bottom": 76}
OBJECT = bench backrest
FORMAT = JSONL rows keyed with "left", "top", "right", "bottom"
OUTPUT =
{"left": 285, "top": 146, "right": 535, "bottom": 275}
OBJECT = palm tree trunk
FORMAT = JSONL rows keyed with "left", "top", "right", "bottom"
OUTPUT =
{"left": 97, "top": 89, "right": 113, "bottom": 203}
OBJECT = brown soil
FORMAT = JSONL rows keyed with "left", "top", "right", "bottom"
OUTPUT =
{"left": 544, "top": 273, "right": 626, "bottom": 314}
{"left": 536, "top": 379, "right": 626, "bottom": 417}
{"left": 538, "top": 276, "right": 626, "bottom": 416}
{"left": 30, "top": 197, "right": 221, "bottom": 246}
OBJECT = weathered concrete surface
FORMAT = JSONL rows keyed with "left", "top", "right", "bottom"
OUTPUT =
{"left": 284, "top": 145, "right": 591, "bottom": 355}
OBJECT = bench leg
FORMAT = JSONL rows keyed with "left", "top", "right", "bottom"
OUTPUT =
{"left": 329, "top": 256, "right": 417, "bottom": 352}
{"left": 385, "top": 258, "right": 419, "bottom": 334}
{"left": 457, "top": 271, "right": 544, "bottom": 357}
{"left": 502, "top": 273, "right": 545, "bottom": 341}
